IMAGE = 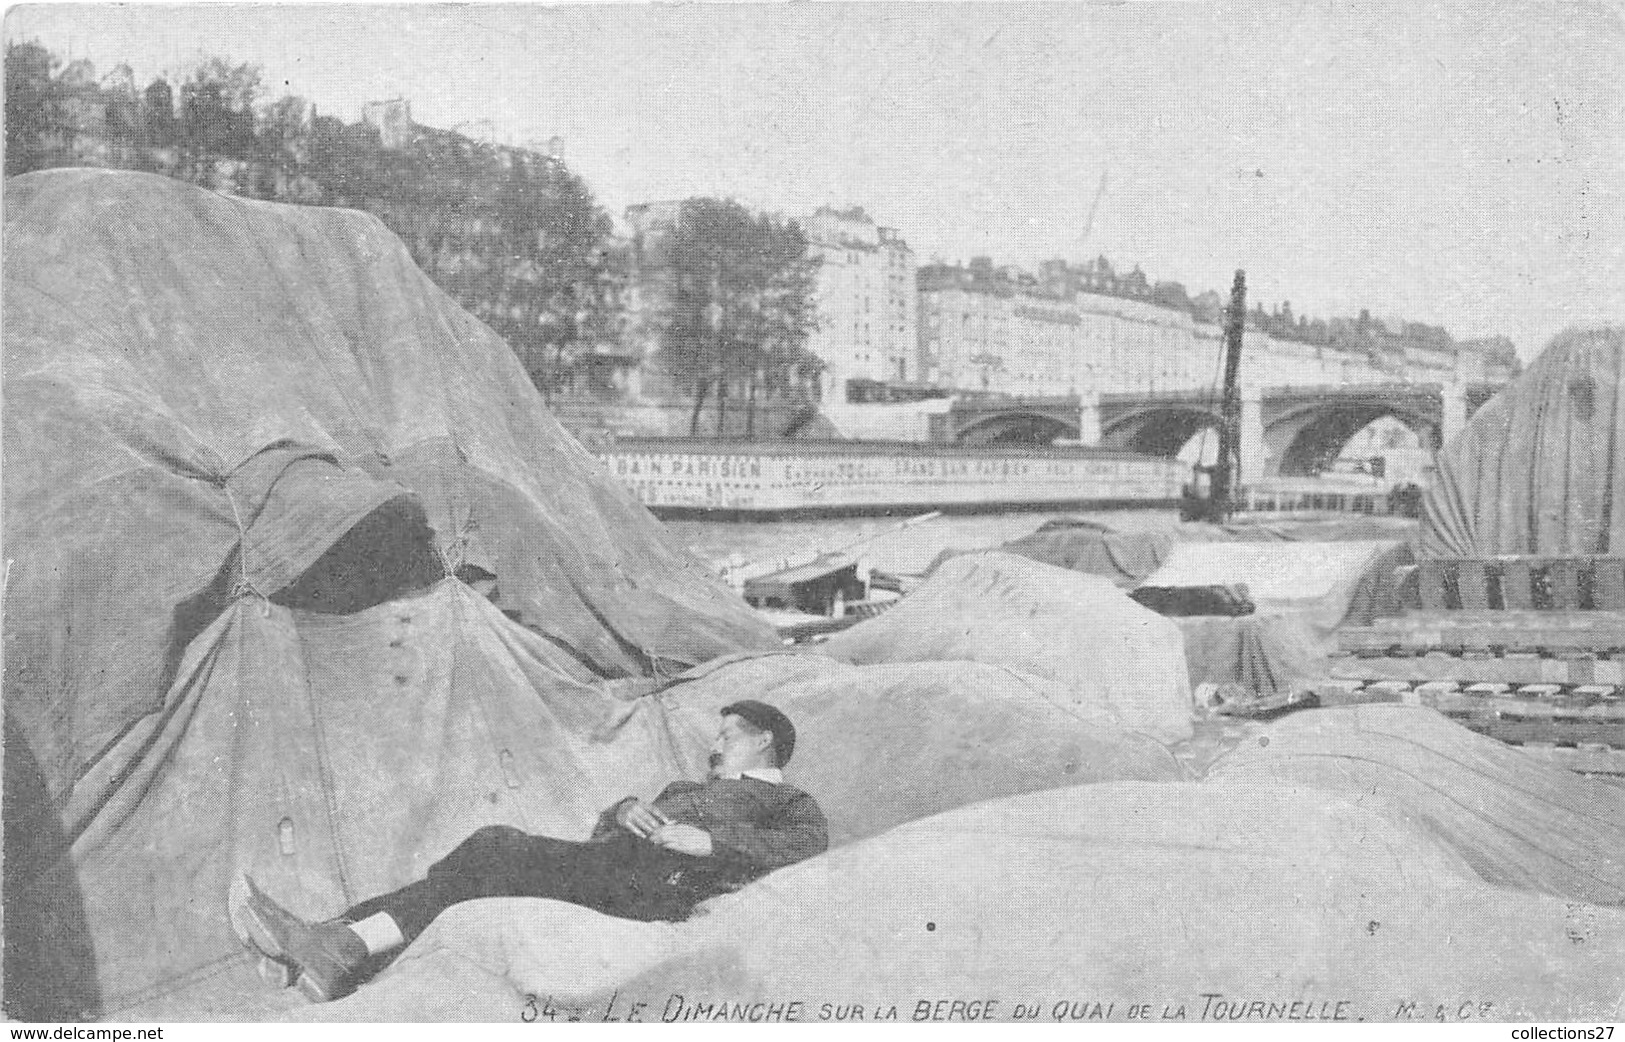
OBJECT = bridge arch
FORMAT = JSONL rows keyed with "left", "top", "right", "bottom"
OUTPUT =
{"left": 1264, "top": 402, "right": 1439, "bottom": 477}
{"left": 955, "top": 411, "right": 1079, "bottom": 445}
{"left": 1099, "top": 406, "right": 1224, "bottom": 458}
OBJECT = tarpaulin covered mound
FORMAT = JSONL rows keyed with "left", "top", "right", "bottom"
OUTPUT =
{"left": 3, "top": 168, "right": 774, "bottom": 793}
{"left": 297, "top": 780, "right": 1625, "bottom": 1023}
{"left": 109, "top": 645, "right": 1185, "bottom": 1021}
{"left": 995, "top": 519, "right": 1229, "bottom": 586}
{"left": 1424, "top": 326, "right": 1625, "bottom": 556}
{"left": 6, "top": 580, "right": 725, "bottom": 1019}
{"left": 649, "top": 652, "right": 1187, "bottom": 845}
{"left": 1132, "top": 540, "right": 1409, "bottom": 696}
{"left": 994, "top": 517, "right": 1417, "bottom": 592}
{"left": 1139, "top": 540, "right": 1412, "bottom": 636}
{"left": 1207, "top": 704, "right": 1625, "bottom": 906}
{"left": 819, "top": 552, "right": 1194, "bottom": 743}
{"left": 1, "top": 169, "right": 776, "bottom": 1018}
{"left": 1174, "top": 613, "right": 1325, "bottom": 696}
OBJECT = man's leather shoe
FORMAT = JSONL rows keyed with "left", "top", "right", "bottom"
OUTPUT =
{"left": 228, "top": 874, "right": 367, "bottom": 1002}
{"left": 228, "top": 877, "right": 297, "bottom": 989}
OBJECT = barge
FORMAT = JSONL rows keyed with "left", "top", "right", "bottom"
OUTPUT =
{"left": 594, "top": 437, "right": 1186, "bottom": 519}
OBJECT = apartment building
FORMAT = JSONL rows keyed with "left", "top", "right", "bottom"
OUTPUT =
{"left": 917, "top": 260, "right": 1503, "bottom": 398}
{"left": 804, "top": 206, "right": 918, "bottom": 400}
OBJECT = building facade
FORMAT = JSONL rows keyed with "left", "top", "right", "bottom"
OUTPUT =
{"left": 920, "top": 260, "right": 1233, "bottom": 395}
{"left": 917, "top": 260, "right": 1518, "bottom": 398}
{"left": 803, "top": 206, "right": 918, "bottom": 400}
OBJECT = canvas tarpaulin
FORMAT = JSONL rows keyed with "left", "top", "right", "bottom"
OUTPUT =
{"left": 1207, "top": 704, "right": 1625, "bottom": 906}
{"left": 650, "top": 652, "right": 1188, "bottom": 846}
{"left": 7, "top": 582, "right": 709, "bottom": 1018}
{"left": 1423, "top": 327, "right": 1625, "bottom": 556}
{"left": 98, "top": 627, "right": 1189, "bottom": 1022}
{"left": 2, "top": 167, "right": 775, "bottom": 795}
{"left": 996, "top": 516, "right": 1418, "bottom": 588}
{"left": 297, "top": 778, "right": 1625, "bottom": 1023}
{"left": 1, "top": 169, "right": 781, "bottom": 1017}
{"left": 1172, "top": 613, "right": 1326, "bottom": 696}
{"left": 994, "top": 519, "right": 1224, "bottom": 586}
{"left": 1138, "top": 539, "right": 1413, "bottom": 637}
{"left": 1128, "top": 541, "right": 1411, "bottom": 698}
{"left": 818, "top": 551, "right": 1196, "bottom": 743}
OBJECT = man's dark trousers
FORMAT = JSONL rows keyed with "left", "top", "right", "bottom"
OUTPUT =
{"left": 339, "top": 825, "right": 730, "bottom": 947}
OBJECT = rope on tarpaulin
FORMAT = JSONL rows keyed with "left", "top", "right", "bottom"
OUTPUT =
{"left": 221, "top": 481, "right": 273, "bottom": 616}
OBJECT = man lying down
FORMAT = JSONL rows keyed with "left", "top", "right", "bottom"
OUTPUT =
{"left": 229, "top": 701, "right": 828, "bottom": 1003}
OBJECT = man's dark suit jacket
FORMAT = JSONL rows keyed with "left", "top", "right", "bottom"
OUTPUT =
{"left": 595, "top": 776, "right": 829, "bottom": 881}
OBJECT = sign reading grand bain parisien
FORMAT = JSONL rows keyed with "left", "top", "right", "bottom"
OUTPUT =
{"left": 596, "top": 443, "right": 1187, "bottom": 514}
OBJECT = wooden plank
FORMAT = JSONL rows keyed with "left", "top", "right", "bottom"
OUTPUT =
{"left": 1540, "top": 658, "right": 1575, "bottom": 683}
{"left": 1500, "top": 558, "right": 1535, "bottom": 610}
{"left": 1338, "top": 624, "right": 1625, "bottom": 655}
{"left": 1377, "top": 609, "right": 1622, "bottom": 631}
{"left": 1514, "top": 744, "right": 1625, "bottom": 776}
{"left": 1594, "top": 559, "right": 1625, "bottom": 611}
{"left": 1456, "top": 559, "right": 1491, "bottom": 610}
{"left": 1502, "top": 704, "right": 1625, "bottom": 725}
{"left": 1336, "top": 630, "right": 1402, "bottom": 654}
{"left": 1309, "top": 679, "right": 1367, "bottom": 705}
{"left": 1458, "top": 718, "right": 1625, "bottom": 747}
{"left": 1417, "top": 560, "right": 1451, "bottom": 610}
{"left": 1564, "top": 657, "right": 1596, "bottom": 684}
{"left": 1549, "top": 559, "right": 1582, "bottom": 610}
{"left": 1329, "top": 655, "right": 1555, "bottom": 684}
{"left": 1429, "top": 694, "right": 1625, "bottom": 723}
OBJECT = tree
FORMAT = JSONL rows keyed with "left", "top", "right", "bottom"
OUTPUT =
{"left": 257, "top": 95, "right": 308, "bottom": 173}
{"left": 654, "top": 199, "right": 819, "bottom": 436}
{"left": 142, "top": 78, "right": 177, "bottom": 154}
{"left": 739, "top": 213, "right": 819, "bottom": 437}
{"left": 482, "top": 152, "right": 617, "bottom": 399}
{"left": 5, "top": 40, "right": 67, "bottom": 174}
{"left": 1092, "top": 254, "right": 1115, "bottom": 292}
{"left": 1152, "top": 280, "right": 1191, "bottom": 312}
{"left": 1190, "top": 290, "right": 1224, "bottom": 325}
{"left": 100, "top": 64, "right": 139, "bottom": 157}
{"left": 179, "top": 58, "right": 262, "bottom": 182}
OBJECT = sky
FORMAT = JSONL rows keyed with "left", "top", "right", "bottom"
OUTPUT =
{"left": 6, "top": 1, "right": 1623, "bottom": 358}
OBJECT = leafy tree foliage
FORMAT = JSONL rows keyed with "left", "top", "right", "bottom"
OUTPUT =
{"left": 1, "top": 41, "right": 623, "bottom": 398}
{"left": 5, "top": 41, "right": 66, "bottom": 175}
{"left": 485, "top": 154, "right": 617, "bottom": 397}
{"left": 653, "top": 199, "right": 820, "bottom": 435}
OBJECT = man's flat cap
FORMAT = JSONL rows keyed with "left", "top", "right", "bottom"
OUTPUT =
{"left": 722, "top": 700, "right": 797, "bottom": 766}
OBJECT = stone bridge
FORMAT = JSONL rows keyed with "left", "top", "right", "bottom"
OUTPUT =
{"left": 945, "top": 382, "right": 1505, "bottom": 478}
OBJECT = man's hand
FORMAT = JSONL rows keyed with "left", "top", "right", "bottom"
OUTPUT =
{"left": 615, "top": 799, "right": 671, "bottom": 839}
{"left": 649, "top": 823, "right": 713, "bottom": 857}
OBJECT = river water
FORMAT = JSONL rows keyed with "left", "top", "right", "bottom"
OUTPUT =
{"left": 665, "top": 507, "right": 1182, "bottom": 577}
